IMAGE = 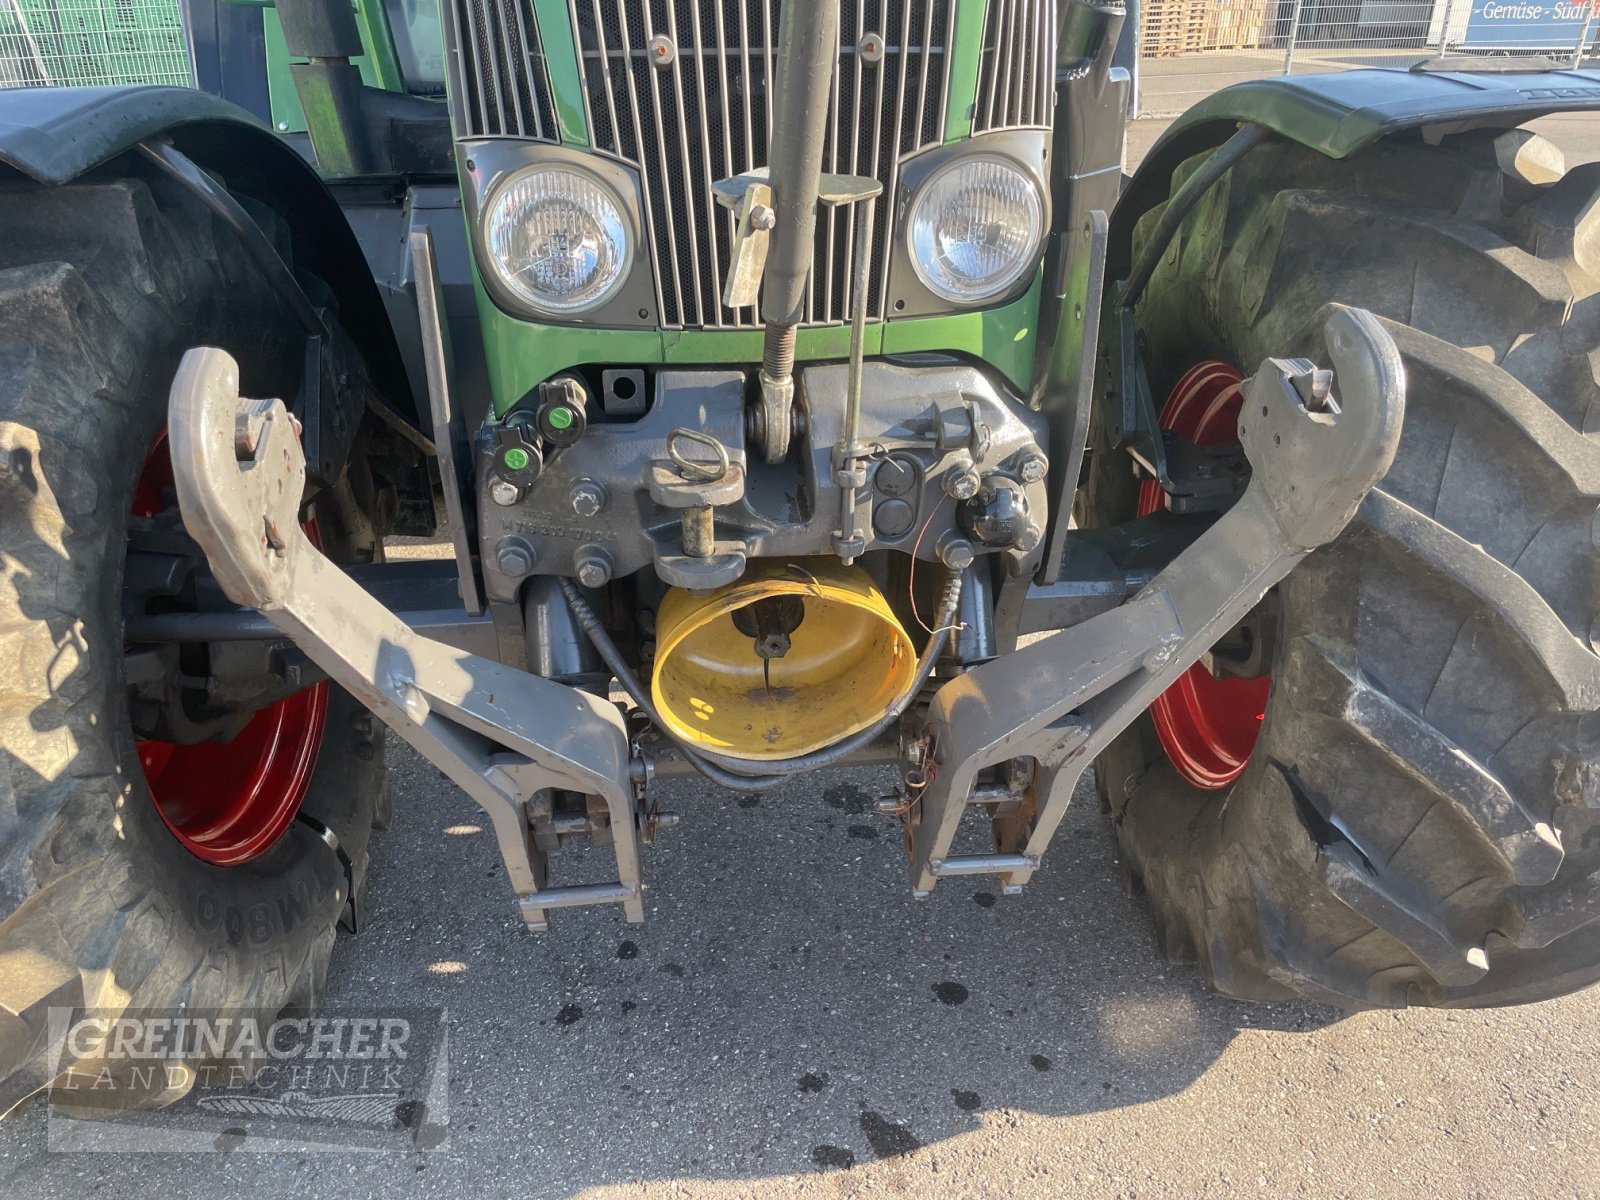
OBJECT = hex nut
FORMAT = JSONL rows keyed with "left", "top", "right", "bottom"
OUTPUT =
{"left": 571, "top": 479, "right": 607, "bottom": 517}
{"left": 1014, "top": 523, "right": 1043, "bottom": 553}
{"left": 945, "top": 467, "right": 981, "bottom": 501}
{"left": 1018, "top": 453, "right": 1048, "bottom": 484}
{"left": 938, "top": 537, "right": 975, "bottom": 570}
{"left": 575, "top": 545, "right": 613, "bottom": 589}
{"left": 489, "top": 479, "right": 521, "bottom": 507}
{"left": 496, "top": 541, "right": 534, "bottom": 577}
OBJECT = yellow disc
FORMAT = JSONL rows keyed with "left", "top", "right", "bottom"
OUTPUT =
{"left": 651, "top": 559, "right": 916, "bottom": 761}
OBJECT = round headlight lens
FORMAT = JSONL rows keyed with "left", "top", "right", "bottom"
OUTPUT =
{"left": 485, "top": 167, "right": 629, "bottom": 314}
{"left": 908, "top": 157, "right": 1044, "bottom": 304}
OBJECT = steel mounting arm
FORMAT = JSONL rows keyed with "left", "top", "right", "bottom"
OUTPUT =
{"left": 167, "top": 348, "right": 645, "bottom": 931}
{"left": 905, "top": 306, "right": 1406, "bottom": 895}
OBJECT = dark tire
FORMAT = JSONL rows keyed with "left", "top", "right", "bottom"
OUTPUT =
{"left": 0, "top": 170, "right": 388, "bottom": 1112}
{"left": 1086, "top": 131, "right": 1600, "bottom": 1009}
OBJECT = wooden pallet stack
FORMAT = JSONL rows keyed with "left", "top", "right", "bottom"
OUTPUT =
{"left": 1141, "top": 0, "right": 1272, "bottom": 57}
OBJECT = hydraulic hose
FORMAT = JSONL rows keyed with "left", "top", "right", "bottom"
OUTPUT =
{"left": 753, "top": 0, "right": 840, "bottom": 462}
{"left": 558, "top": 579, "right": 783, "bottom": 792}
{"left": 559, "top": 573, "right": 964, "bottom": 792}
{"left": 759, "top": 0, "right": 839, "bottom": 365}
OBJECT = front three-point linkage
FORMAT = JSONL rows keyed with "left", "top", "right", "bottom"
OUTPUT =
{"left": 167, "top": 347, "right": 651, "bottom": 932}
{"left": 899, "top": 307, "right": 1406, "bottom": 897}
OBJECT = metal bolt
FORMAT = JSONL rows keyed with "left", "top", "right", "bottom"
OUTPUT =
{"left": 682, "top": 507, "right": 715, "bottom": 557}
{"left": 945, "top": 467, "right": 980, "bottom": 501}
{"left": 571, "top": 479, "right": 607, "bottom": 517}
{"left": 496, "top": 542, "right": 533, "bottom": 577}
{"left": 938, "top": 537, "right": 975, "bottom": 570}
{"left": 1014, "top": 523, "right": 1042, "bottom": 553}
{"left": 575, "top": 545, "right": 613, "bottom": 589}
{"left": 233, "top": 397, "right": 276, "bottom": 458}
{"left": 1294, "top": 368, "right": 1335, "bottom": 413}
{"left": 1018, "top": 453, "right": 1048, "bottom": 484}
{"left": 489, "top": 479, "right": 521, "bottom": 507}
{"left": 749, "top": 204, "right": 776, "bottom": 231}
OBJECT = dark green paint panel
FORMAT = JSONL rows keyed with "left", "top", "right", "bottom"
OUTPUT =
{"left": 530, "top": 0, "right": 589, "bottom": 145}
{"left": 264, "top": 0, "right": 405, "bottom": 134}
{"left": 477, "top": 273, "right": 1043, "bottom": 417}
{"left": 1116, "top": 67, "right": 1600, "bottom": 280}
{"left": 881, "top": 274, "right": 1041, "bottom": 386}
{"left": 944, "top": 0, "right": 988, "bottom": 142}
{"left": 1146, "top": 65, "right": 1600, "bottom": 163}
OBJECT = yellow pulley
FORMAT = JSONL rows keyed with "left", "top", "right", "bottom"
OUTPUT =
{"left": 651, "top": 559, "right": 916, "bottom": 761}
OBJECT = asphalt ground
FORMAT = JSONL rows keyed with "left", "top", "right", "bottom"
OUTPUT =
{"left": 3, "top": 754, "right": 1596, "bottom": 1198}
{"left": 3, "top": 116, "right": 1600, "bottom": 1199}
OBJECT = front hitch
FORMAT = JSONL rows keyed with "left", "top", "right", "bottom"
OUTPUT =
{"left": 166, "top": 348, "right": 648, "bottom": 932}
{"left": 900, "top": 306, "right": 1405, "bottom": 896}
{"left": 164, "top": 306, "right": 1400, "bottom": 928}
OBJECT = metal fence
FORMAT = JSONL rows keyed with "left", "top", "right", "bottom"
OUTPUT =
{"left": 1, "top": 0, "right": 192, "bottom": 88}
{"left": 1135, "top": 0, "right": 1600, "bottom": 117}
{"left": 3, "top": 0, "right": 1594, "bottom": 119}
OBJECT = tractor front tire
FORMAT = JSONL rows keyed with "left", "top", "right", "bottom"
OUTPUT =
{"left": 0, "top": 171, "right": 388, "bottom": 1112}
{"left": 1087, "top": 131, "right": 1600, "bottom": 1008}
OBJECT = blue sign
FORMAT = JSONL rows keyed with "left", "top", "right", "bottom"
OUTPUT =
{"left": 1464, "top": 1, "right": 1600, "bottom": 49}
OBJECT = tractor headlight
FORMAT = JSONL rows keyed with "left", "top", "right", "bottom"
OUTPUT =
{"left": 484, "top": 166, "right": 629, "bottom": 314}
{"left": 907, "top": 157, "right": 1044, "bottom": 304}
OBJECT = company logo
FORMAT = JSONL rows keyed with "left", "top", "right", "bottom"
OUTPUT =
{"left": 42, "top": 1008, "right": 449, "bottom": 1155}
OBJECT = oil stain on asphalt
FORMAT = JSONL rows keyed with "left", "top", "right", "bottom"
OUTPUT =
{"left": 932, "top": 980, "right": 970, "bottom": 1005}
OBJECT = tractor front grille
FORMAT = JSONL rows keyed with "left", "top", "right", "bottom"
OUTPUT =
{"left": 973, "top": 0, "right": 1056, "bottom": 132}
{"left": 577, "top": 0, "right": 956, "bottom": 329}
{"left": 447, "top": 0, "right": 1055, "bottom": 330}
{"left": 449, "top": 0, "right": 557, "bottom": 138}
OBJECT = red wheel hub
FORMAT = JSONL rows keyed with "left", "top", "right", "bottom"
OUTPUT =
{"left": 131, "top": 434, "right": 328, "bottom": 865}
{"left": 1137, "top": 361, "right": 1270, "bottom": 791}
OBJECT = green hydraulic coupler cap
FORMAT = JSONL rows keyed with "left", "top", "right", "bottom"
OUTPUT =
{"left": 537, "top": 378, "right": 589, "bottom": 447}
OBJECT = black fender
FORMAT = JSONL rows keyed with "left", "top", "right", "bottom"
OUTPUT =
{"left": 1114, "top": 65, "right": 1600, "bottom": 277}
{"left": 0, "top": 85, "right": 419, "bottom": 430}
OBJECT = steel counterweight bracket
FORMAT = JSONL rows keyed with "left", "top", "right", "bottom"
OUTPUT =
{"left": 903, "top": 307, "right": 1407, "bottom": 897}
{"left": 166, "top": 348, "right": 647, "bottom": 932}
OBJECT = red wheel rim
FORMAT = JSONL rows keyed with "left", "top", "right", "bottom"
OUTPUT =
{"left": 131, "top": 433, "right": 329, "bottom": 865}
{"left": 1137, "top": 361, "right": 1270, "bottom": 791}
